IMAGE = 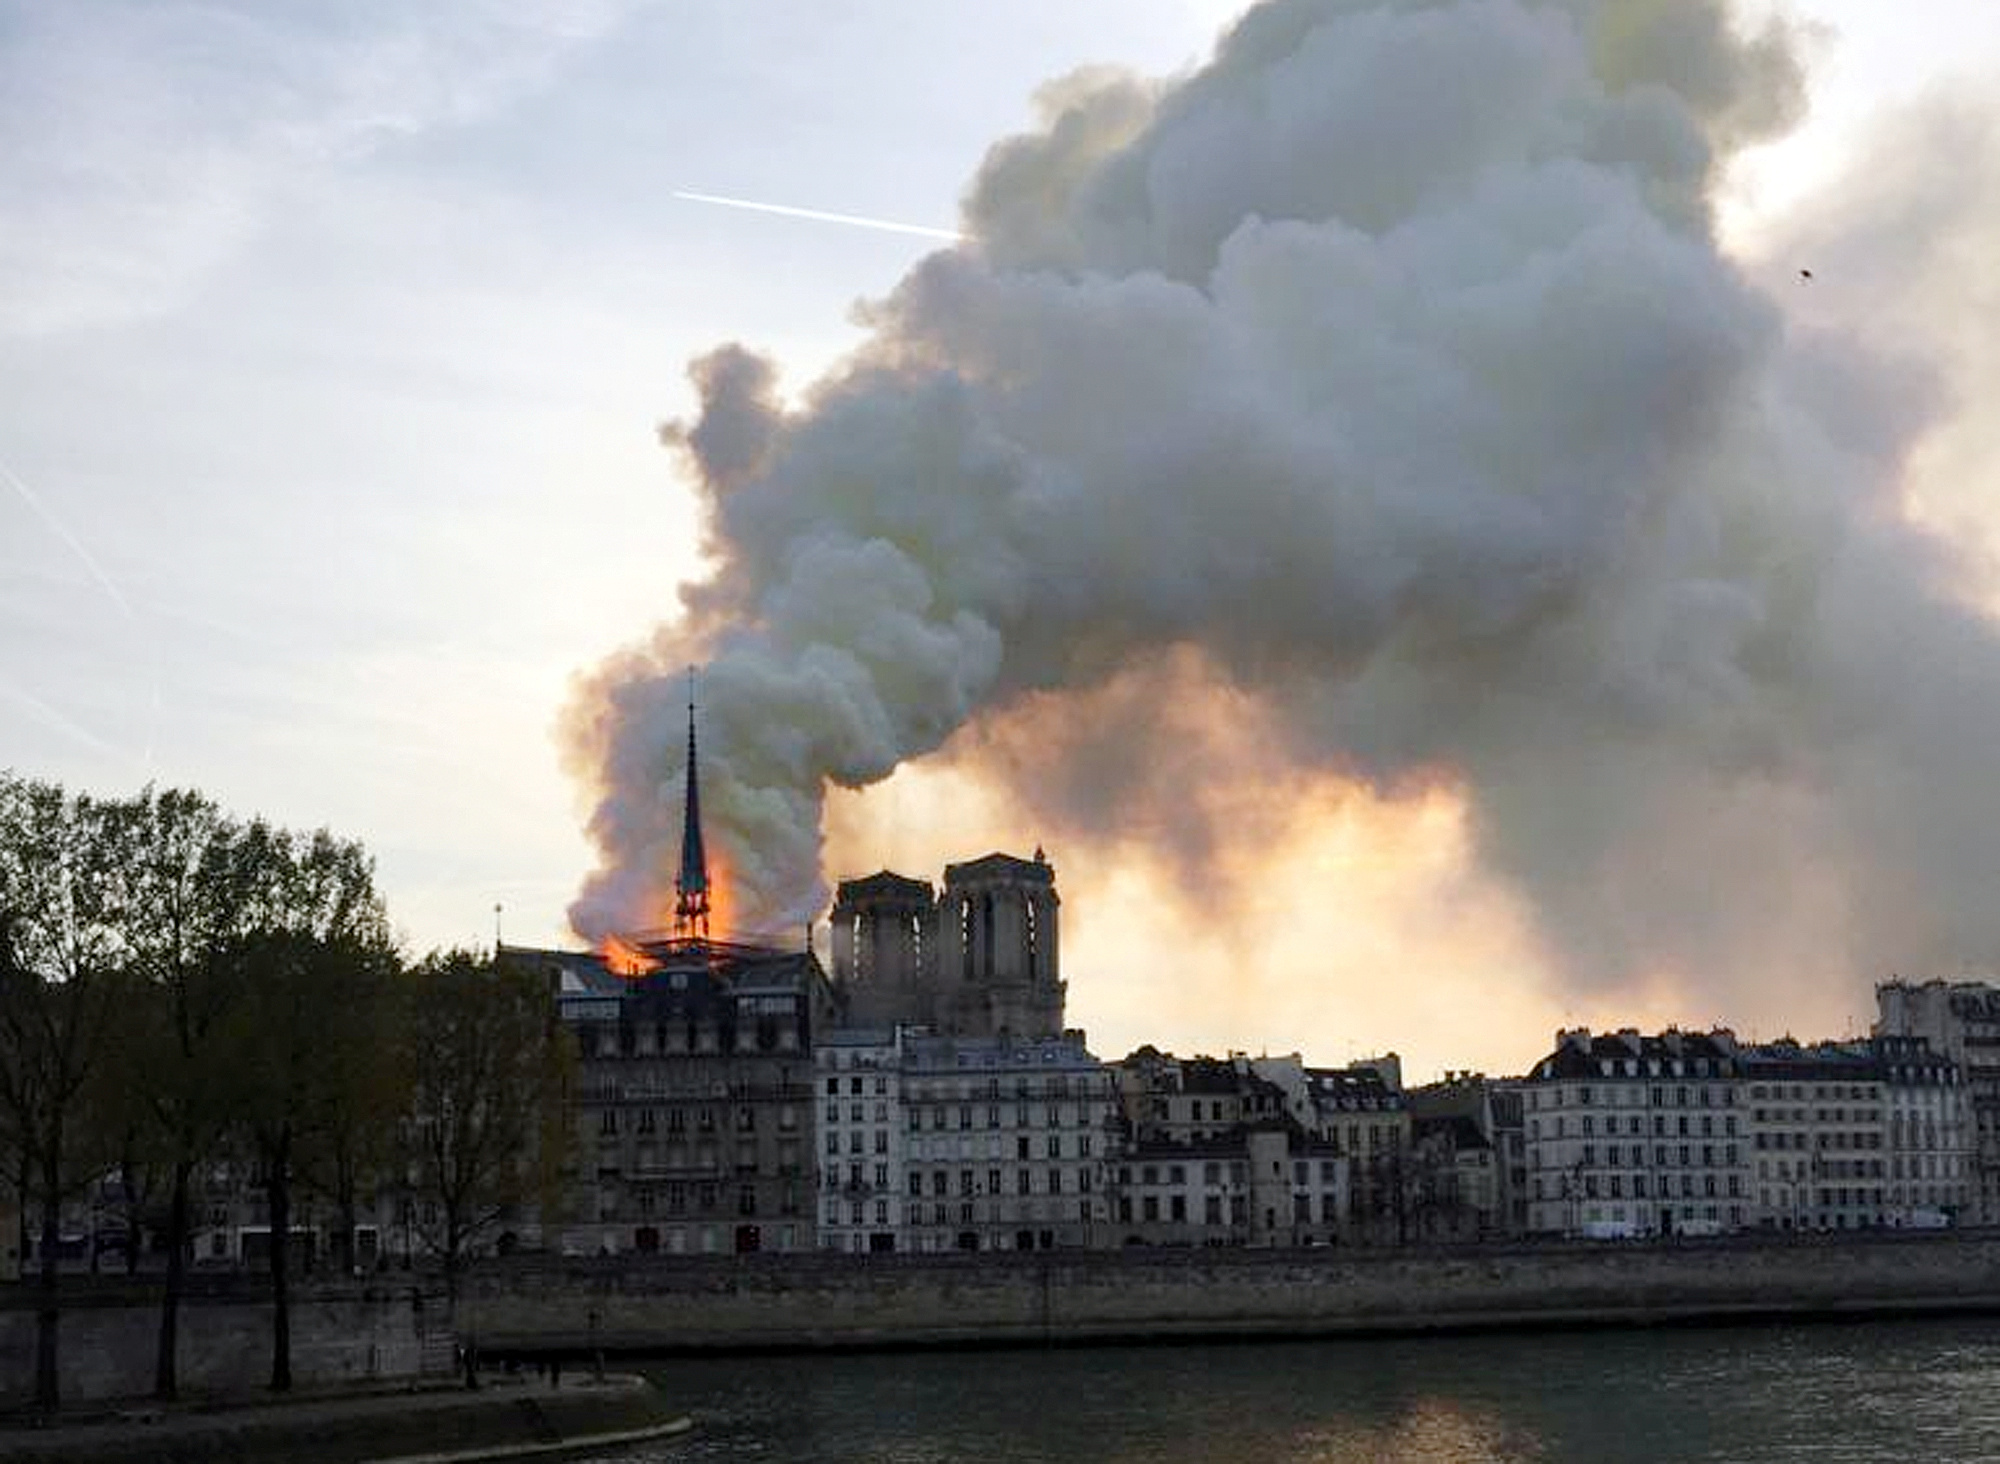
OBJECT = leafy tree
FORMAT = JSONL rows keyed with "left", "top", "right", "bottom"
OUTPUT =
{"left": 293, "top": 939, "right": 410, "bottom": 1280}
{"left": 0, "top": 776, "right": 401, "bottom": 1400}
{"left": 114, "top": 787, "right": 264, "bottom": 1400}
{"left": 228, "top": 924, "right": 400, "bottom": 1390}
{"left": 116, "top": 792, "right": 390, "bottom": 1398}
{"left": 400, "top": 950, "right": 573, "bottom": 1308}
{"left": 0, "top": 775, "right": 130, "bottom": 1413}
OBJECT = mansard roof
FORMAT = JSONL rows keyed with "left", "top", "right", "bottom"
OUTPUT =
{"left": 513, "top": 937, "right": 829, "bottom": 1025}
{"left": 1414, "top": 1112, "right": 1491, "bottom": 1152}
{"left": 1533, "top": 1029, "right": 1742, "bottom": 1080}
{"left": 1304, "top": 1067, "right": 1406, "bottom": 1110}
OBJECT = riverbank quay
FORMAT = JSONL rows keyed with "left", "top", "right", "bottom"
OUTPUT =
{"left": 0, "top": 1273, "right": 451, "bottom": 1404}
{"left": 464, "top": 1229, "right": 2000, "bottom": 1356}
{"left": 0, "top": 1372, "right": 687, "bottom": 1464}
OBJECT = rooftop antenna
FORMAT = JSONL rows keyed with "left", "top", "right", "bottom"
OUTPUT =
{"left": 494, "top": 902, "right": 504, "bottom": 951}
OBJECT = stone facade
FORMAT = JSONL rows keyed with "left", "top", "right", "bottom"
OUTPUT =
{"left": 829, "top": 852, "right": 1064, "bottom": 1040}
{"left": 1739, "top": 1037, "right": 1974, "bottom": 1230}
{"left": 1524, "top": 1028, "right": 1750, "bottom": 1238}
{"left": 1408, "top": 1072, "right": 1526, "bottom": 1239}
{"left": 462, "top": 1234, "right": 2000, "bottom": 1355}
{"left": 520, "top": 937, "right": 836, "bottom": 1257}
{"left": 817, "top": 1028, "right": 1116, "bottom": 1253}
{"left": 1109, "top": 1131, "right": 1345, "bottom": 1247}
{"left": 1525, "top": 1027, "right": 1971, "bottom": 1237}
{"left": 1255, "top": 1056, "right": 1412, "bottom": 1243}
{"left": 1876, "top": 978, "right": 2000, "bottom": 1223}
{"left": 1106, "top": 1052, "right": 1350, "bottom": 1247}
{"left": 0, "top": 1278, "right": 447, "bottom": 1403}
{"left": 1878, "top": 1035, "right": 1974, "bottom": 1223}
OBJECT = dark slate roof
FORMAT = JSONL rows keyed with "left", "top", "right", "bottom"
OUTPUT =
{"left": 1181, "top": 1058, "right": 1246, "bottom": 1094}
{"left": 1414, "top": 1113, "right": 1491, "bottom": 1151}
{"left": 1304, "top": 1068, "right": 1406, "bottom": 1111}
{"left": 1741, "top": 1039, "right": 1879, "bottom": 1083}
{"left": 1532, "top": 1030, "right": 1741, "bottom": 1081}
{"left": 507, "top": 939, "right": 829, "bottom": 1026}
{"left": 1869, "top": 1035, "right": 1959, "bottom": 1082}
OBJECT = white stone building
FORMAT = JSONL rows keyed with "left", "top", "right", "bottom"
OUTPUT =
{"left": 1876, "top": 979, "right": 2000, "bottom": 1223}
{"left": 1523, "top": 1028, "right": 1750, "bottom": 1237}
{"left": 817, "top": 1028, "right": 1117, "bottom": 1253}
{"left": 1743, "top": 1040, "right": 1887, "bottom": 1231}
{"left": 1878, "top": 1034, "right": 1974, "bottom": 1224}
{"left": 815, "top": 1028, "right": 911, "bottom": 1254}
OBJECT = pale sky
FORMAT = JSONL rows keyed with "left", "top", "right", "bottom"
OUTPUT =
{"left": 5, "top": 1, "right": 1997, "bottom": 1080}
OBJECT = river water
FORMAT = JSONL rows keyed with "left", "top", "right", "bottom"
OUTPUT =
{"left": 577, "top": 1317, "right": 2000, "bottom": 1463}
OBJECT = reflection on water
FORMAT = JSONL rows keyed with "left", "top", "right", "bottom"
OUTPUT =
{"left": 572, "top": 1317, "right": 2000, "bottom": 1464}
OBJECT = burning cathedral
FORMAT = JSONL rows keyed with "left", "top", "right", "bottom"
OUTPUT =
{"left": 510, "top": 689, "right": 1071, "bottom": 1255}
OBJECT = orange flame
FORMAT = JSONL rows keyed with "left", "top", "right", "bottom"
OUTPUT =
{"left": 707, "top": 850, "right": 735, "bottom": 937}
{"left": 601, "top": 932, "right": 660, "bottom": 977}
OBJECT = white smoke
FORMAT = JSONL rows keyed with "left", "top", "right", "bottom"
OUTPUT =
{"left": 567, "top": 0, "right": 2000, "bottom": 998}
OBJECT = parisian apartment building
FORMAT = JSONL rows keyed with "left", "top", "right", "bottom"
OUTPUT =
{"left": 1523, "top": 1026, "right": 1971, "bottom": 1238}
{"left": 1104, "top": 1050, "right": 1345, "bottom": 1247}
{"left": 815, "top": 1026, "right": 1118, "bottom": 1254}
{"left": 1875, "top": 978, "right": 2000, "bottom": 1223}
{"left": 524, "top": 935, "right": 836, "bottom": 1258}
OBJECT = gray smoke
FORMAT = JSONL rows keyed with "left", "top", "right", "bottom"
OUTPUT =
{"left": 567, "top": 0, "right": 2000, "bottom": 997}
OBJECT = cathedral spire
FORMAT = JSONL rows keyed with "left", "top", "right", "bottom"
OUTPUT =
{"left": 674, "top": 668, "right": 711, "bottom": 940}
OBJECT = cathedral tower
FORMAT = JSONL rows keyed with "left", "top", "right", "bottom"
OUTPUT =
{"left": 829, "top": 871, "right": 937, "bottom": 1027}
{"left": 937, "top": 849, "right": 1063, "bottom": 1039}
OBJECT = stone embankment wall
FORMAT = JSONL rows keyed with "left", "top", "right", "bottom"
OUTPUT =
{"left": 463, "top": 1232, "right": 2000, "bottom": 1354}
{"left": 0, "top": 1276, "right": 449, "bottom": 1403}
{"left": 11, "top": 1233, "right": 1997, "bottom": 1400}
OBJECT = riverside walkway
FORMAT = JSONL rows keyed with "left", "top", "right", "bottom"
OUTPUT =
{"left": 0, "top": 1371, "right": 688, "bottom": 1464}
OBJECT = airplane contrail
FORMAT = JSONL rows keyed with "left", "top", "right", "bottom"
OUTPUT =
{"left": 0, "top": 677, "right": 119, "bottom": 757}
{"left": 673, "top": 189, "right": 967, "bottom": 242}
{"left": 1, "top": 451, "right": 159, "bottom": 772}
{"left": 0, "top": 454, "right": 135, "bottom": 621}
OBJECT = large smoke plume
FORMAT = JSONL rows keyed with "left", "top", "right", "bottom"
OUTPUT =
{"left": 565, "top": 0, "right": 2000, "bottom": 997}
